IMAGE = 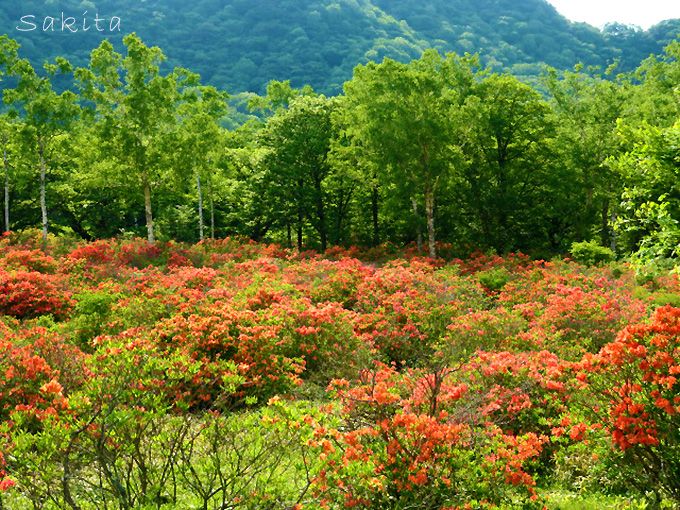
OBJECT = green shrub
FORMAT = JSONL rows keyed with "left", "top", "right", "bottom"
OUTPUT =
{"left": 570, "top": 241, "right": 615, "bottom": 266}
{"left": 651, "top": 292, "right": 680, "bottom": 308}
{"left": 477, "top": 267, "right": 511, "bottom": 292}
{"left": 68, "top": 290, "right": 121, "bottom": 346}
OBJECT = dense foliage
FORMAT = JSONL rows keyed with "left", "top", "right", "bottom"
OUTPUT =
{"left": 0, "top": 0, "right": 678, "bottom": 94}
{"left": 0, "top": 11, "right": 679, "bottom": 508}
{"left": 1, "top": 34, "right": 680, "bottom": 265}
{"left": 0, "top": 234, "right": 679, "bottom": 508}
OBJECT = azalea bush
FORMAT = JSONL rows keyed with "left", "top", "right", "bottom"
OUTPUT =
{"left": 0, "top": 235, "right": 678, "bottom": 508}
{"left": 575, "top": 305, "right": 680, "bottom": 501}
{"left": 0, "top": 269, "right": 72, "bottom": 319}
{"left": 319, "top": 363, "right": 546, "bottom": 509}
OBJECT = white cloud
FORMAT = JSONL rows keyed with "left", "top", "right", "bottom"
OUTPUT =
{"left": 545, "top": 0, "right": 680, "bottom": 29}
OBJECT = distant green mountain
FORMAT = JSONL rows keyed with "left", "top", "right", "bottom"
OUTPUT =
{"left": 1, "top": 0, "right": 678, "bottom": 94}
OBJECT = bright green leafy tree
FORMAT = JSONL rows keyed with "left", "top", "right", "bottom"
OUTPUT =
{"left": 341, "top": 49, "right": 478, "bottom": 257}
{"left": 1, "top": 36, "right": 80, "bottom": 247}
{"left": 545, "top": 65, "right": 629, "bottom": 248}
{"left": 75, "top": 34, "right": 198, "bottom": 243}
{"left": 258, "top": 94, "right": 338, "bottom": 251}
{"left": 462, "top": 73, "right": 558, "bottom": 252}
{"left": 172, "top": 85, "right": 229, "bottom": 241}
{"left": 613, "top": 121, "right": 680, "bottom": 262}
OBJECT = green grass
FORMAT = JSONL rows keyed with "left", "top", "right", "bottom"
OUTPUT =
{"left": 545, "top": 491, "right": 653, "bottom": 510}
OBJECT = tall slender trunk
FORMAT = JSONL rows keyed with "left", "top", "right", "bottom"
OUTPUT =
{"left": 38, "top": 139, "right": 48, "bottom": 250}
{"left": 287, "top": 222, "right": 292, "bottom": 247}
{"left": 583, "top": 186, "right": 594, "bottom": 240}
{"left": 371, "top": 183, "right": 379, "bottom": 246}
{"left": 332, "top": 182, "right": 346, "bottom": 245}
{"left": 208, "top": 173, "right": 215, "bottom": 239}
{"left": 335, "top": 206, "right": 343, "bottom": 246}
{"left": 196, "top": 173, "right": 204, "bottom": 241}
{"left": 425, "top": 185, "right": 436, "bottom": 259}
{"left": 297, "top": 178, "right": 304, "bottom": 250}
{"left": 496, "top": 157, "right": 509, "bottom": 253}
{"left": 142, "top": 172, "right": 155, "bottom": 243}
{"left": 331, "top": 178, "right": 356, "bottom": 246}
{"left": 601, "top": 199, "right": 610, "bottom": 248}
{"left": 297, "top": 210, "right": 303, "bottom": 251}
{"left": 210, "top": 198, "right": 215, "bottom": 239}
{"left": 314, "top": 175, "right": 327, "bottom": 252}
{"left": 411, "top": 196, "right": 422, "bottom": 253}
{"left": 419, "top": 146, "right": 436, "bottom": 257}
{"left": 3, "top": 143, "right": 9, "bottom": 233}
{"left": 610, "top": 210, "right": 617, "bottom": 253}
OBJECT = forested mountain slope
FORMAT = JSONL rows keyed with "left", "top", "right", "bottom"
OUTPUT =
{"left": 1, "top": 0, "right": 679, "bottom": 93}
{"left": 0, "top": 0, "right": 680, "bottom": 93}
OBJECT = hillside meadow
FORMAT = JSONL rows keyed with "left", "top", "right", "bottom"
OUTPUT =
{"left": 1, "top": 5, "right": 680, "bottom": 510}
{"left": 0, "top": 232, "right": 679, "bottom": 509}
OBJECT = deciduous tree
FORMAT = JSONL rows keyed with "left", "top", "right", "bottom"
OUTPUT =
{"left": 341, "top": 50, "right": 478, "bottom": 257}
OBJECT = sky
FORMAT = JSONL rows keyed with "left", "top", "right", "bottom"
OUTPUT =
{"left": 545, "top": 0, "right": 680, "bottom": 29}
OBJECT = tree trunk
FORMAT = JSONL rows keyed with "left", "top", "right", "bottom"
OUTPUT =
{"left": 332, "top": 180, "right": 355, "bottom": 245}
{"left": 287, "top": 222, "right": 292, "bottom": 247}
{"left": 61, "top": 208, "right": 94, "bottom": 241}
{"left": 411, "top": 196, "right": 422, "bottom": 253}
{"left": 333, "top": 188, "right": 345, "bottom": 246}
{"left": 207, "top": 173, "right": 215, "bottom": 239}
{"left": 600, "top": 198, "right": 610, "bottom": 248}
{"left": 314, "top": 175, "right": 327, "bottom": 252}
{"left": 425, "top": 185, "right": 436, "bottom": 259}
{"left": 142, "top": 173, "right": 155, "bottom": 243}
{"left": 3, "top": 143, "right": 9, "bottom": 233}
{"left": 297, "top": 178, "right": 304, "bottom": 250}
{"left": 297, "top": 210, "right": 303, "bottom": 251}
{"left": 38, "top": 139, "right": 48, "bottom": 250}
{"left": 62, "top": 453, "right": 81, "bottom": 510}
{"left": 334, "top": 205, "right": 344, "bottom": 246}
{"left": 210, "top": 196, "right": 215, "bottom": 239}
{"left": 496, "top": 155, "right": 509, "bottom": 253}
{"left": 196, "top": 173, "right": 204, "bottom": 241}
{"left": 371, "top": 183, "right": 380, "bottom": 246}
{"left": 610, "top": 210, "right": 617, "bottom": 253}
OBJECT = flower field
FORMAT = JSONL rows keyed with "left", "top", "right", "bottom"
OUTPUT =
{"left": 1, "top": 232, "right": 679, "bottom": 509}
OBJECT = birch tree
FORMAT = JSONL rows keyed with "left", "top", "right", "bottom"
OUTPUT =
{"left": 76, "top": 34, "right": 195, "bottom": 243}
{"left": 1, "top": 46, "right": 79, "bottom": 248}
{"left": 341, "top": 50, "right": 478, "bottom": 257}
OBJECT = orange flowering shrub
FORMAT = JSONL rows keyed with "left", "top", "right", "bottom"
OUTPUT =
{"left": 0, "top": 327, "right": 87, "bottom": 494}
{"left": 0, "top": 234, "right": 677, "bottom": 506}
{"left": 444, "top": 307, "right": 529, "bottom": 354}
{"left": 452, "top": 251, "right": 534, "bottom": 276}
{"left": 496, "top": 262, "right": 648, "bottom": 359}
{"left": 317, "top": 363, "right": 547, "bottom": 508}
{"left": 151, "top": 290, "right": 370, "bottom": 401}
{"left": 1, "top": 337, "right": 65, "bottom": 425}
{"left": 283, "top": 257, "right": 373, "bottom": 308}
{"left": 0, "top": 269, "right": 72, "bottom": 319}
{"left": 574, "top": 306, "right": 680, "bottom": 499}
{"left": 0, "top": 248, "right": 58, "bottom": 273}
{"left": 530, "top": 283, "right": 646, "bottom": 355}
{"left": 117, "top": 238, "right": 164, "bottom": 267}
{"left": 150, "top": 307, "right": 303, "bottom": 403}
{"left": 0, "top": 327, "right": 86, "bottom": 422}
{"left": 353, "top": 261, "right": 485, "bottom": 365}
{"left": 67, "top": 239, "right": 116, "bottom": 265}
{"left": 462, "top": 350, "right": 569, "bottom": 435}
